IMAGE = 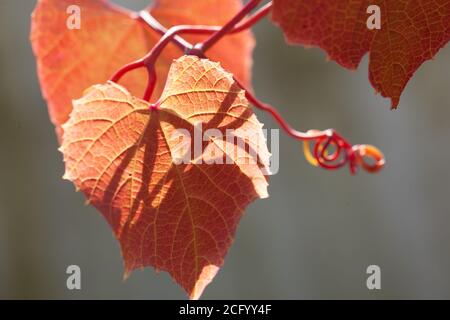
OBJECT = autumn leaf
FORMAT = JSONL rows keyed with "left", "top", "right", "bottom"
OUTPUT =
{"left": 271, "top": 0, "right": 450, "bottom": 107}
{"left": 60, "top": 55, "right": 270, "bottom": 299}
{"left": 30, "top": 0, "right": 254, "bottom": 139}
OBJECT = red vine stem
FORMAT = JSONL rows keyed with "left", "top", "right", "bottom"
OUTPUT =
{"left": 138, "top": 10, "right": 191, "bottom": 51}
{"left": 111, "top": 25, "right": 216, "bottom": 100}
{"left": 197, "top": 0, "right": 263, "bottom": 52}
{"left": 137, "top": 2, "right": 273, "bottom": 52}
{"left": 114, "top": 3, "right": 273, "bottom": 101}
{"left": 111, "top": 0, "right": 385, "bottom": 174}
{"left": 231, "top": 2, "right": 273, "bottom": 33}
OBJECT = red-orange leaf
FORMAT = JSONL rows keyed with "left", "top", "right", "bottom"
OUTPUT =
{"left": 60, "top": 56, "right": 270, "bottom": 299}
{"left": 31, "top": 0, "right": 254, "bottom": 139}
{"left": 271, "top": 0, "right": 450, "bottom": 107}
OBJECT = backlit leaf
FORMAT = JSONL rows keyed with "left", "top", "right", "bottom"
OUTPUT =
{"left": 60, "top": 55, "right": 270, "bottom": 299}
{"left": 271, "top": 0, "right": 450, "bottom": 107}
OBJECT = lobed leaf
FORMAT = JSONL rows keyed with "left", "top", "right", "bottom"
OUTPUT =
{"left": 271, "top": 0, "right": 450, "bottom": 107}
{"left": 60, "top": 56, "right": 270, "bottom": 299}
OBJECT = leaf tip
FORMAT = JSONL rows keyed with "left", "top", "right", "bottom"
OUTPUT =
{"left": 390, "top": 97, "right": 400, "bottom": 109}
{"left": 188, "top": 265, "right": 220, "bottom": 300}
{"left": 122, "top": 270, "right": 131, "bottom": 282}
{"left": 62, "top": 172, "right": 70, "bottom": 181}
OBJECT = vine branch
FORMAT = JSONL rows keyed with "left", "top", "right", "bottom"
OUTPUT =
{"left": 137, "top": 2, "right": 273, "bottom": 53}
{"left": 197, "top": 0, "right": 263, "bottom": 52}
{"left": 138, "top": 11, "right": 192, "bottom": 51}
{"left": 111, "top": 0, "right": 385, "bottom": 174}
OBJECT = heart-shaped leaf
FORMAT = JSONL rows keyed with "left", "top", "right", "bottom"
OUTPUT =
{"left": 60, "top": 55, "right": 270, "bottom": 299}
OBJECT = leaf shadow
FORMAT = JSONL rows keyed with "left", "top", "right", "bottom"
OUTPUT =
{"left": 100, "top": 83, "right": 267, "bottom": 297}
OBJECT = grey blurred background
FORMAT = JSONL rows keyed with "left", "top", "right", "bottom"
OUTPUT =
{"left": 1, "top": 0, "right": 450, "bottom": 299}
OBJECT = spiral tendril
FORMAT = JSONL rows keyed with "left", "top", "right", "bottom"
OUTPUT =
{"left": 303, "top": 131, "right": 385, "bottom": 174}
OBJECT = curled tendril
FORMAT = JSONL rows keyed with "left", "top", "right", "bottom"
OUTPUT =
{"left": 303, "top": 130, "right": 385, "bottom": 174}
{"left": 353, "top": 144, "right": 385, "bottom": 173}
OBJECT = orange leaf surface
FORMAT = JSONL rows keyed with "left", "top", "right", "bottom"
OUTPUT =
{"left": 31, "top": 0, "right": 254, "bottom": 139}
{"left": 271, "top": 0, "right": 450, "bottom": 107}
{"left": 60, "top": 56, "right": 270, "bottom": 299}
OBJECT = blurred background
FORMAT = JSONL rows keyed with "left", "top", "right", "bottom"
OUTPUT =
{"left": 1, "top": 0, "right": 450, "bottom": 299}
